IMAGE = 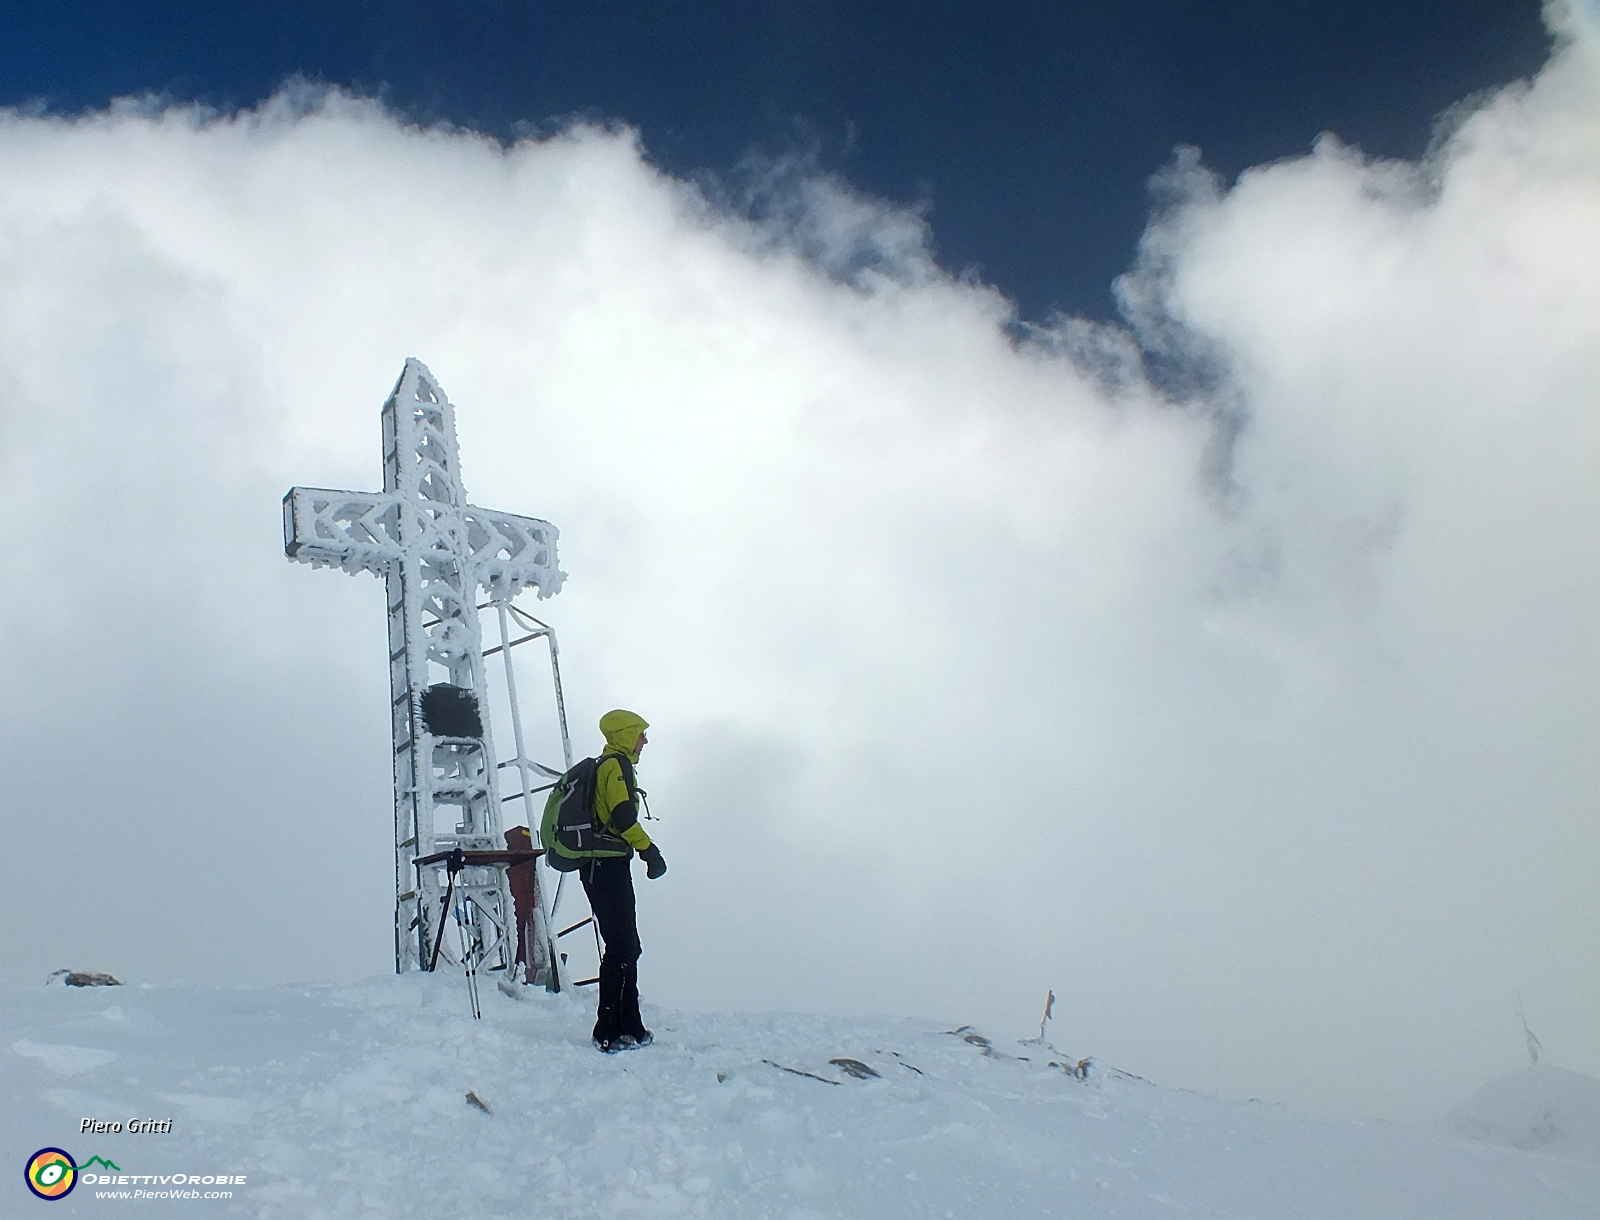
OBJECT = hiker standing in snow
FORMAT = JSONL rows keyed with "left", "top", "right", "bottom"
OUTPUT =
{"left": 580, "top": 709, "right": 666, "bottom": 1052}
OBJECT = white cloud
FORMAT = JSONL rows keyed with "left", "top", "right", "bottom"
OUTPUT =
{"left": 0, "top": 10, "right": 1594, "bottom": 1123}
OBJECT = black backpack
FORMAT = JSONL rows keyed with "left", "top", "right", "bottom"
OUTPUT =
{"left": 539, "top": 754, "right": 636, "bottom": 870}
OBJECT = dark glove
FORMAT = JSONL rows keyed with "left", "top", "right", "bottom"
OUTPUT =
{"left": 640, "top": 845, "right": 667, "bottom": 880}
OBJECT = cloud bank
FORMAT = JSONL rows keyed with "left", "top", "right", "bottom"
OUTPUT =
{"left": 1, "top": 8, "right": 1595, "bottom": 1122}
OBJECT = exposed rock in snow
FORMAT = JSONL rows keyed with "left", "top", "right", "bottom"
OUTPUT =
{"left": 1443, "top": 1064, "right": 1600, "bottom": 1162}
{"left": 47, "top": 970, "right": 122, "bottom": 988}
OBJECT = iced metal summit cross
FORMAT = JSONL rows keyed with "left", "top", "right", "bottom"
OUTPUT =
{"left": 283, "top": 359, "right": 565, "bottom": 973}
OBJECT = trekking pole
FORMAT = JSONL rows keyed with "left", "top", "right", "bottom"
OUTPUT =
{"left": 456, "top": 897, "right": 482, "bottom": 1019}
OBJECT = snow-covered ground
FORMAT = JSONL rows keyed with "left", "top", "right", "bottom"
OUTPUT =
{"left": 5, "top": 974, "right": 1596, "bottom": 1218}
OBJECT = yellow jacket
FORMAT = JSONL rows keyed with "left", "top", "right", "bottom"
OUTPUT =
{"left": 592, "top": 709, "right": 653, "bottom": 854}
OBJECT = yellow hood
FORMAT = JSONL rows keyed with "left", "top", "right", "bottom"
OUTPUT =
{"left": 598, "top": 709, "right": 649, "bottom": 762}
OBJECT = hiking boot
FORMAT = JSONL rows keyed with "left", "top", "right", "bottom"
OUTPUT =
{"left": 626, "top": 1028, "right": 653, "bottom": 1047}
{"left": 595, "top": 1033, "right": 649, "bottom": 1053}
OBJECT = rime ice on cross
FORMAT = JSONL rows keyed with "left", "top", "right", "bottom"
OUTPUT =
{"left": 284, "top": 359, "right": 565, "bottom": 973}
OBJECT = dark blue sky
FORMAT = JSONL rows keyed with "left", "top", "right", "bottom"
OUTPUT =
{"left": 3, "top": 2, "right": 1552, "bottom": 321}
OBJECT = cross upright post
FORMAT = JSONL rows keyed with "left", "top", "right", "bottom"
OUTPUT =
{"left": 283, "top": 359, "right": 566, "bottom": 977}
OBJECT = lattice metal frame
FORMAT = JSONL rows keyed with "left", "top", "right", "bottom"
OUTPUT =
{"left": 284, "top": 359, "right": 566, "bottom": 975}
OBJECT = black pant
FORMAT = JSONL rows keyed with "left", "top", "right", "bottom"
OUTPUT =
{"left": 580, "top": 856, "right": 644, "bottom": 1041}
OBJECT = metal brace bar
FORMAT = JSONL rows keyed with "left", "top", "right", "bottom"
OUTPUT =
{"left": 502, "top": 783, "right": 555, "bottom": 801}
{"left": 482, "top": 630, "right": 546, "bottom": 659}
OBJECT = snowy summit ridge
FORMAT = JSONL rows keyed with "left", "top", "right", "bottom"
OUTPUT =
{"left": 4, "top": 975, "right": 1596, "bottom": 1218}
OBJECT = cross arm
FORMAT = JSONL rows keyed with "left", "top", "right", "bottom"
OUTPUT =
{"left": 283, "top": 486, "right": 404, "bottom": 579}
{"left": 283, "top": 486, "right": 566, "bottom": 599}
{"left": 462, "top": 507, "right": 566, "bottom": 601}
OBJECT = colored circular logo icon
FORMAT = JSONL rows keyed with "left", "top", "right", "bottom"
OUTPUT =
{"left": 25, "top": 1149, "right": 77, "bottom": 1200}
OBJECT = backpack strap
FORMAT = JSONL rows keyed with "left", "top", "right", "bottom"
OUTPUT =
{"left": 608, "top": 752, "right": 639, "bottom": 806}
{"left": 598, "top": 751, "right": 645, "bottom": 838}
